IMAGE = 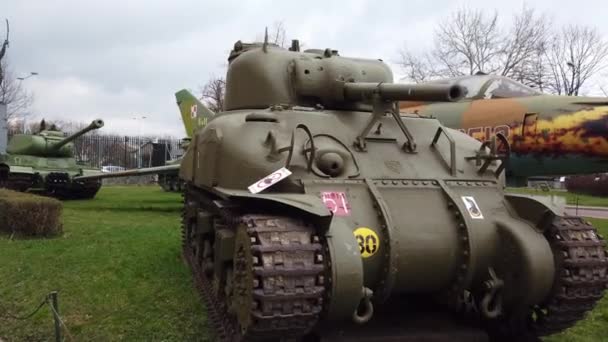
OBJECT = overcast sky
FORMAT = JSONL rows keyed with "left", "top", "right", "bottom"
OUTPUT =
{"left": 3, "top": 0, "right": 608, "bottom": 137}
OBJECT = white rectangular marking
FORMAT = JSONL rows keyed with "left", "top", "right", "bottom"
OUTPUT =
{"left": 248, "top": 167, "right": 292, "bottom": 194}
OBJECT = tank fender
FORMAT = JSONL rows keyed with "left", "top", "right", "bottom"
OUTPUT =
{"left": 324, "top": 217, "right": 365, "bottom": 321}
{"left": 3, "top": 165, "right": 34, "bottom": 174}
{"left": 212, "top": 187, "right": 332, "bottom": 227}
{"left": 504, "top": 194, "right": 565, "bottom": 228}
{"left": 493, "top": 215, "right": 555, "bottom": 312}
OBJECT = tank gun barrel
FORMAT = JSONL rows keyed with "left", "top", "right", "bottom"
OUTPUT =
{"left": 52, "top": 119, "right": 104, "bottom": 150}
{"left": 342, "top": 83, "right": 464, "bottom": 103}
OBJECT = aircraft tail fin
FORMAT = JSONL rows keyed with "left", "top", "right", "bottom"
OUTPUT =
{"left": 175, "top": 89, "right": 215, "bottom": 137}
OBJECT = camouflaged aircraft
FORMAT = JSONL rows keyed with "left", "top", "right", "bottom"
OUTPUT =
{"left": 74, "top": 90, "right": 213, "bottom": 186}
{"left": 400, "top": 74, "right": 608, "bottom": 186}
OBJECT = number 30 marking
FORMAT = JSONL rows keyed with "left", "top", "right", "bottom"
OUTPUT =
{"left": 353, "top": 227, "right": 379, "bottom": 258}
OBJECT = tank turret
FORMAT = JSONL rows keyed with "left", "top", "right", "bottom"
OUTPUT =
{"left": 224, "top": 40, "right": 462, "bottom": 112}
{"left": 6, "top": 119, "right": 103, "bottom": 157}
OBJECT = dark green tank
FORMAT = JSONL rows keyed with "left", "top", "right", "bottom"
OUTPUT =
{"left": 0, "top": 119, "right": 104, "bottom": 199}
{"left": 179, "top": 39, "right": 608, "bottom": 341}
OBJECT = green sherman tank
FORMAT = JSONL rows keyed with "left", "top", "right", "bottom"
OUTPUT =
{"left": 0, "top": 119, "right": 104, "bottom": 199}
{"left": 179, "top": 39, "right": 608, "bottom": 341}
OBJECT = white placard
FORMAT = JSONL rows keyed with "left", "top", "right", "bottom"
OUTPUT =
{"left": 248, "top": 167, "right": 292, "bottom": 194}
{"left": 461, "top": 196, "right": 484, "bottom": 219}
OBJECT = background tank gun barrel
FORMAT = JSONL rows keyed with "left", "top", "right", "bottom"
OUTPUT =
{"left": 51, "top": 119, "right": 104, "bottom": 151}
{"left": 342, "top": 83, "right": 464, "bottom": 103}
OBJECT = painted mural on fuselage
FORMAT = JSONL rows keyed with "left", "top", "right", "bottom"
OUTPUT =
{"left": 400, "top": 75, "right": 608, "bottom": 177}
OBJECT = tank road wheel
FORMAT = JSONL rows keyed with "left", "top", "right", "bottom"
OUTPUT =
{"left": 182, "top": 187, "right": 328, "bottom": 341}
{"left": 528, "top": 215, "right": 608, "bottom": 336}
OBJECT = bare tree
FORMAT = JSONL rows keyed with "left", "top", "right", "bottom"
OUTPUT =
{"left": 0, "top": 60, "right": 33, "bottom": 120}
{"left": 255, "top": 21, "right": 288, "bottom": 47}
{"left": 397, "top": 50, "right": 439, "bottom": 83}
{"left": 199, "top": 76, "right": 225, "bottom": 113}
{"left": 501, "top": 8, "right": 550, "bottom": 81}
{"left": 434, "top": 9, "right": 501, "bottom": 76}
{"left": 270, "top": 21, "right": 287, "bottom": 48}
{"left": 399, "top": 6, "right": 550, "bottom": 88}
{"left": 545, "top": 25, "right": 608, "bottom": 95}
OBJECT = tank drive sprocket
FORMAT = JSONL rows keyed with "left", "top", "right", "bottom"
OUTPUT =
{"left": 182, "top": 185, "right": 327, "bottom": 341}
{"left": 531, "top": 215, "right": 608, "bottom": 335}
{"left": 489, "top": 214, "right": 608, "bottom": 340}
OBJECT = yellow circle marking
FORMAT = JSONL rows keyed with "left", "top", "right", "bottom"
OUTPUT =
{"left": 353, "top": 227, "right": 380, "bottom": 258}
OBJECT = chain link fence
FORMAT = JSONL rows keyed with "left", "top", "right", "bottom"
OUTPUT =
{"left": 7, "top": 129, "right": 183, "bottom": 170}
{"left": 73, "top": 134, "right": 183, "bottom": 170}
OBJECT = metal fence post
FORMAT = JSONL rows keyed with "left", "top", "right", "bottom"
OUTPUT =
{"left": 49, "top": 291, "right": 61, "bottom": 342}
{"left": 124, "top": 136, "right": 128, "bottom": 168}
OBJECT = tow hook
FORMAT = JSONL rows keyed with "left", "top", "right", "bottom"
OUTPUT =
{"left": 352, "top": 287, "right": 374, "bottom": 324}
{"left": 480, "top": 268, "right": 504, "bottom": 319}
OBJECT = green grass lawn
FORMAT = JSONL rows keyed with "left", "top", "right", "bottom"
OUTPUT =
{"left": 0, "top": 186, "right": 210, "bottom": 341}
{"left": 0, "top": 186, "right": 606, "bottom": 341}
{"left": 506, "top": 188, "right": 608, "bottom": 207}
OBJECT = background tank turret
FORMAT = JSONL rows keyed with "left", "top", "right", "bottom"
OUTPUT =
{"left": 179, "top": 38, "right": 608, "bottom": 341}
{"left": 0, "top": 119, "right": 105, "bottom": 199}
{"left": 7, "top": 119, "right": 104, "bottom": 157}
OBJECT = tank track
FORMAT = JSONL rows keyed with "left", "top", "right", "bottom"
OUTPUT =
{"left": 0, "top": 171, "right": 100, "bottom": 199}
{"left": 159, "top": 174, "right": 184, "bottom": 192}
{"left": 59, "top": 180, "right": 102, "bottom": 199}
{"left": 46, "top": 173, "right": 102, "bottom": 199}
{"left": 182, "top": 185, "right": 326, "bottom": 341}
{"left": 529, "top": 215, "right": 608, "bottom": 336}
{"left": 1, "top": 173, "right": 35, "bottom": 192}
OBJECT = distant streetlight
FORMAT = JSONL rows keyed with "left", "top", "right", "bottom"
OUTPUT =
{"left": 132, "top": 115, "right": 147, "bottom": 136}
{"left": 16, "top": 72, "right": 38, "bottom": 133}
{"left": 17, "top": 71, "right": 38, "bottom": 81}
{"left": 132, "top": 115, "right": 147, "bottom": 167}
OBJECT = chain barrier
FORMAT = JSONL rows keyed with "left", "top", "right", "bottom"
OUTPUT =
{"left": 0, "top": 297, "right": 47, "bottom": 320}
{"left": 0, "top": 291, "right": 74, "bottom": 342}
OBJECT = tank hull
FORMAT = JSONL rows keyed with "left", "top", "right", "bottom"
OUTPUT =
{"left": 179, "top": 108, "right": 608, "bottom": 341}
{"left": 0, "top": 154, "right": 101, "bottom": 199}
